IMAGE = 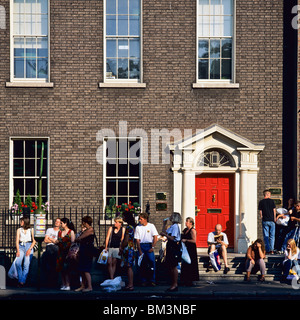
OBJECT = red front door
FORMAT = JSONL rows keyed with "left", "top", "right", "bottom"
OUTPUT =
{"left": 195, "top": 173, "right": 234, "bottom": 247}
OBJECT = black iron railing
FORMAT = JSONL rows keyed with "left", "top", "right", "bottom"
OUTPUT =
{"left": 0, "top": 207, "right": 116, "bottom": 265}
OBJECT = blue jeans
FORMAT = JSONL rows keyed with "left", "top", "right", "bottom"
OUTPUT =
{"left": 283, "top": 259, "right": 300, "bottom": 277}
{"left": 262, "top": 221, "right": 275, "bottom": 252}
{"left": 139, "top": 243, "right": 156, "bottom": 283}
{"left": 15, "top": 242, "right": 33, "bottom": 284}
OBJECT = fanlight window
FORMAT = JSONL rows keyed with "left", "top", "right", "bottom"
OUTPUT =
{"left": 199, "top": 149, "right": 234, "bottom": 167}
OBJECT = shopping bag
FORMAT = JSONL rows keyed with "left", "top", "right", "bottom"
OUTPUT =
{"left": 181, "top": 242, "right": 191, "bottom": 264}
{"left": 209, "top": 250, "right": 221, "bottom": 272}
{"left": 100, "top": 276, "right": 124, "bottom": 292}
{"left": 8, "top": 258, "right": 18, "bottom": 279}
{"left": 97, "top": 249, "right": 109, "bottom": 264}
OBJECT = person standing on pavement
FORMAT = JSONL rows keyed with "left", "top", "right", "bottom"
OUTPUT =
{"left": 134, "top": 212, "right": 158, "bottom": 286}
{"left": 181, "top": 217, "right": 199, "bottom": 286}
{"left": 55, "top": 218, "right": 75, "bottom": 290}
{"left": 104, "top": 217, "right": 125, "bottom": 279}
{"left": 258, "top": 190, "right": 276, "bottom": 254}
{"left": 161, "top": 212, "right": 182, "bottom": 292}
{"left": 42, "top": 218, "right": 61, "bottom": 287}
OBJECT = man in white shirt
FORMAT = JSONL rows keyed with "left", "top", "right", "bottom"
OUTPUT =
{"left": 207, "top": 224, "right": 230, "bottom": 274}
{"left": 42, "top": 218, "right": 61, "bottom": 287}
{"left": 134, "top": 213, "right": 158, "bottom": 286}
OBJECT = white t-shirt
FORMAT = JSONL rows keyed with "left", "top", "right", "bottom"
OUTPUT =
{"left": 45, "top": 227, "right": 59, "bottom": 246}
{"left": 207, "top": 231, "right": 229, "bottom": 247}
{"left": 134, "top": 223, "right": 158, "bottom": 243}
{"left": 19, "top": 228, "right": 32, "bottom": 243}
{"left": 166, "top": 224, "right": 181, "bottom": 242}
{"left": 284, "top": 247, "right": 300, "bottom": 263}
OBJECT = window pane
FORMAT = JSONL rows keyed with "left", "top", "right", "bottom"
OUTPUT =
{"left": 25, "top": 140, "right": 35, "bottom": 157}
{"left": 118, "top": 15, "right": 128, "bottom": 36}
{"left": 118, "top": 39, "right": 129, "bottom": 57}
{"left": 14, "top": 179, "right": 24, "bottom": 196}
{"left": 107, "top": 179, "right": 117, "bottom": 195}
{"left": 37, "top": 140, "right": 47, "bottom": 157}
{"left": 25, "top": 159, "right": 35, "bottom": 176}
{"left": 224, "top": 16, "right": 232, "bottom": 37}
{"left": 14, "top": 0, "right": 25, "bottom": 14}
{"left": 129, "top": 0, "right": 139, "bottom": 14}
{"left": 210, "top": 59, "right": 220, "bottom": 79}
{"left": 210, "top": 39, "right": 220, "bottom": 58}
{"left": 221, "top": 39, "right": 232, "bottom": 58}
{"left": 211, "top": 0, "right": 221, "bottom": 15}
{"left": 37, "top": 37, "right": 48, "bottom": 57}
{"left": 107, "top": 39, "right": 117, "bottom": 57}
{"left": 25, "top": 13, "right": 35, "bottom": 35}
{"left": 106, "top": 0, "right": 116, "bottom": 14}
{"left": 129, "top": 162, "right": 139, "bottom": 176}
{"left": 118, "top": 197, "right": 128, "bottom": 205}
{"left": 129, "top": 59, "right": 139, "bottom": 79}
{"left": 118, "top": 180, "right": 128, "bottom": 195}
{"left": 221, "top": 59, "right": 231, "bottom": 79}
{"left": 25, "top": 178, "right": 35, "bottom": 196}
{"left": 198, "top": 59, "right": 208, "bottom": 79}
{"left": 118, "top": 162, "right": 128, "bottom": 176}
{"left": 129, "top": 180, "right": 139, "bottom": 196}
{"left": 107, "top": 162, "right": 117, "bottom": 177}
{"left": 13, "top": 13, "right": 24, "bottom": 35}
{"left": 129, "top": 39, "right": 140, "bottom": 58}
{"left": 211, "top": 15, "right": 222, "bottom": 37}
{"left": 106, "top": 15, "right": 116, "bottom": 35}
{"left": 129, "top": 140, "right": 140, "bottom": 158}
{"left": 118, "top": 0, "right": 128, "bottom": 14}
{"left": 14, "top": 159, "right": 24, "bottom": 176}
{"left": 37, "top": 58, "right": 48, "bottom": 78}
{"left": 37, "top": 0, "right": 48, "bottom": 14}
{"left": 198, "top": 15, "right": 209, "bottom": 37}
{"left": 106, "top": 139, "right": 117, "bottom": 158}
{"left": 223, "top": 0, "right": 233, "bottom": 15}
{"left": 25, "top": 37, "right": 36, "bottom": 57}
{"left": 106, "top": 59, "right": 117, "bottom": 79}
{"left": 37, "top": 158, "right": 47, "bottom": 176}
{"left": 118, "top": 58, "right": 128, "bottom": 78}
{"left": 36, "top": 14, "right": 48, "bottom": 35}
{"left": 198, "top": 40, "right": 208, "bottom": 58}
{"left": 129, "top": 15, "right": 139, "bottom": 36}
{"left": 198, "top": 0, "right": 209, "bottom": 15}
{"left": 25, "top": 0, "right": 35, "bottom": 14}
{"left": 14, "top": 140, "right": 24, "bottom": 157}
{"left": 14, "top": 58, "right": 25, "bottom": 78}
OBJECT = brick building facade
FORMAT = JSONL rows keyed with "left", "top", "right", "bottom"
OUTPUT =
{"left": 0, "top": 0, "right": 291, "bottom": 252}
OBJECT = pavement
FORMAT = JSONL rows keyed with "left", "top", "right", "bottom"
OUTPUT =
{"left": 1, "top": 279, "right": 300, "bottom": 301}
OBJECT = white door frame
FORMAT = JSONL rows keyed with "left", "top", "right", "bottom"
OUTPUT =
{"left": 169, "top": 124, "right": 265, "bottom": 253}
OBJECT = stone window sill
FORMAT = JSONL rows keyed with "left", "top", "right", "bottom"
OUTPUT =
{"left": 6, "top": 82, "right": 54, "bottom": 88}
{"left": 192, "top": 82, "right": 239, "bottom": 89}
{"left": 99, "top": 82, "right": 146, "bottom": 88}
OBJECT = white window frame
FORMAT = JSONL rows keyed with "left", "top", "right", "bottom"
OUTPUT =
{"left": 6, "top": 0, "right": 53, "bottom": 87}
{"left": 9, "top": 137, "right": 50, "bottom": 207}
{"left": 99, "top": 0, "right": 146, "bottom": 88}
{"left": 193, "top": 0, "right": 239, "bottom": 89}
{"left": 102, "top": 137, "right": 143, "bottom": 212}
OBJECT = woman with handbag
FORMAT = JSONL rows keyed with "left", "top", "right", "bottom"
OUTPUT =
{"left": 74, "top": 216, "right": 95, "bottom": 292}
{"left": 181, "top": 217, "right": 199, "bottom": 286}
{"left": 55, "top": 217, "right": 75, "bottom": 290}
{"left": 119, "top": 211, "right": 137, "bottom": 291}
{"left": 104, "top": 217, "right": 125, "bottom": 279}
{"left": 15, "top": 216, "right": 36, "bottom": 287}
{"left": 160, "top": 212, "right": 182, "bottom": 292}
